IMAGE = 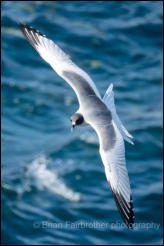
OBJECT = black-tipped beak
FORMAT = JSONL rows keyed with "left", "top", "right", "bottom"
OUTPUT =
{"left": 71, "top": 123, "right": 76, "bottom": 132}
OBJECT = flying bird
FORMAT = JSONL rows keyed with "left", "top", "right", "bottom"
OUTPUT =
{"left": 19, "top": 23, "right": 134, "bottom": 228}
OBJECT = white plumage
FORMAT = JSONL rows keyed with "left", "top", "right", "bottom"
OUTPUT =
{"left": 19, "top": 23, "right": 134, "bottom": 228}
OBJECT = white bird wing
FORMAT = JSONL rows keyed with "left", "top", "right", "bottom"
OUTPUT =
{"left": 103, "top": 83, "right": 134, "bottom": 145}
{"left": 93, "top": 120, "right": 134, "bottom": 228}
{"left": 19, "top": 23, "right": 101, "bottom": 104}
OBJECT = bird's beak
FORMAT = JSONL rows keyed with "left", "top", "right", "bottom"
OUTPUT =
{"left": 71, "top": 122, "right": 76, "bottom": 132}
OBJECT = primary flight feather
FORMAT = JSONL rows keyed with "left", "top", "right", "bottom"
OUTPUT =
{"left": 19, "top": 23, "right": 134, "bottom": 228}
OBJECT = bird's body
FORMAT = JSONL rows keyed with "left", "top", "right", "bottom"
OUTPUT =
{"left": 19, "top": 23, "right": 134, "bottom": 228}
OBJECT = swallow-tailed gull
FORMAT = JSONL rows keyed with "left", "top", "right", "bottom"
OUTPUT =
{"left": 19, "top": 23, "right": 134, "bottom": 228}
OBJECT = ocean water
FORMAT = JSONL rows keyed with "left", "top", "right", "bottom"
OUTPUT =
{"left": 1, "top": 1, "right": 163, "bottom": 245}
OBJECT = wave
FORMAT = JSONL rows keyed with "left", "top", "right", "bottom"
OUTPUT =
{"left": 79, "top": 132, "right": 98, "bottom": 145}
{"left": 23, "top": 155, "right": 80, "bottom": 202}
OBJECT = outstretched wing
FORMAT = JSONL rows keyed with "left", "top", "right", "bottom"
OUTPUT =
{"left": 19, "top": 23, "right": 134, "bottom": 228}
{"left": 19, "top": 23, "right": 101, "bottom": 104}
{"left": 94, "top": 119, "right": 134, "bottom": 228}
{"left": 103, "top": 84, "right": 134, "bottom": 145}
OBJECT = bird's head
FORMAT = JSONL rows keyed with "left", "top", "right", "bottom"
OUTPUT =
{"left": 70, "top": 113, "right": 84, "bottom": 131}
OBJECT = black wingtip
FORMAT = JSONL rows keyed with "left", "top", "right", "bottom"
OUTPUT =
{"left": 18, "top": 23, "right": 34, "bottom": 34}
{"left": 18, "top": 22, "right": 25, "bottom": 27}
{"left": 19, "top": 23, "right": 28, "bottom": 31}
{"left": 19, "top": 23, "right": 41, "bottom": 49}
{"left": 18, "top": 23, "right": 30, "bottom": 36}
{"left": 18, "top": 23, "right": 47, "bottom": 38}
{"left": 108, "top": 181, "right": 135, "bottom": 229}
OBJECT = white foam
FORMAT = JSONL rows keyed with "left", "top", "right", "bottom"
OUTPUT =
{"left": 80, "top": 133, "right": 98, "bottom": 145}
{"left": 25, "top": 155, "right": 80, "bottom": 202}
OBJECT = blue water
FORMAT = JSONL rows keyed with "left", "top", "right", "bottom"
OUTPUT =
{"left": 1, "top": 1, "right": 163, "bottom": 245}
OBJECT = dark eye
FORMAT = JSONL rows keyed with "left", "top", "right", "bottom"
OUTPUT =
{"left": 76, "top": 118, "right": 81, "bottom": 124}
